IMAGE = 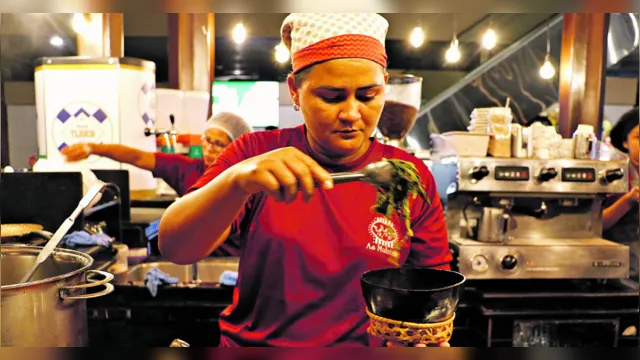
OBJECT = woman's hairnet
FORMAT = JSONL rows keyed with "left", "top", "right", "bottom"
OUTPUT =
{"left": 205, "top": 112, "right": 253, "bottom": 141}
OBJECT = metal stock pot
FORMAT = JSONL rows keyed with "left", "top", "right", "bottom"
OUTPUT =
{"left": 1, "top": 245, "right": 114, "bottom": 347}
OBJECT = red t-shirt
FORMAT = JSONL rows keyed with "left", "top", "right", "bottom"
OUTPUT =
{"left": 153, "top": 152, "right": 241, "bottom": 257}
{"left": 188, "top": 125, "right": 452, "bottom": 347}
{"left": 152, "top": 152, "right": 206, "bottom": 197}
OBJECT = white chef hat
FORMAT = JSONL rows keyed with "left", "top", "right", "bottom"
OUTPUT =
{"left": 205, "top": 112, "right": 253, "bottom": 141}
{"left": 280, "top": 13, "right": 389, "bottom": 74}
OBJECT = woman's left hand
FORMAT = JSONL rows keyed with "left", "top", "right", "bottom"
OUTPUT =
{"left": 386, "top": 341, "right": 450, "bottom": 347}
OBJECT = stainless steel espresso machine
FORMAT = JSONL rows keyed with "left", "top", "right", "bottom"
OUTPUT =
{"left": 433, "top": 153, "right": 631, "bottom": 280}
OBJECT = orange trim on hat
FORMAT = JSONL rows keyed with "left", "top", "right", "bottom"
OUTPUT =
{"left": 291, "top": 34, "right": 387, "bottom": 74}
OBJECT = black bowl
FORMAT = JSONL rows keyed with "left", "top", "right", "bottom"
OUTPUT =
{"left": 361, "top": 267, "right": 466, "bottom": 324}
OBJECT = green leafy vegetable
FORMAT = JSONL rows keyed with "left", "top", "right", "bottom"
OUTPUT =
{"left": 372, "top": 158, "right": 430, "bottom": 237}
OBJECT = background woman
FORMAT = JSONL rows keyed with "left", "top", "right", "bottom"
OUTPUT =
{"left": 603, "top": 107, "right": 639, "bottom": 284}
{"left": 62, "top": 112, "right": 252, "bottom": 196}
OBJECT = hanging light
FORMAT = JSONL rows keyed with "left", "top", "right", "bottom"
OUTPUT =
{"left": 482, "top": 28, "right": 497, "bottom": 50}
{"left": 539, "top": 23, "right": 555, "bottom": 79}
{"left": 445, "top": 38, "right": 461, "bottom": 63}
{"left": 50, "top": 36, "right": 64, "bottom": 47}
{"left": 445, "top": 15, "right": 461, "bottom": 64}
{"left": 71, "top": 13, "right": 87, "bottom": 34}
{"left": 409, "top": 26, "right": 425, "bottom": 48}
{"left": 232, "top": 23, "right": 247, "bottom": 44}
{"left": 539, "top": 54, "right": 555, "bottom": 79}
{"left": 274, "top": 42, "right": 290, "bottom": 63}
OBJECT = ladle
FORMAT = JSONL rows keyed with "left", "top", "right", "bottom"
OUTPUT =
{"left": 19, "top": 181, "right": 107, "bottom": 284}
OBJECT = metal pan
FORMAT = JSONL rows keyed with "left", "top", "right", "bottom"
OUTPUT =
{"left": 1, "top": 223, "right": 53, "bottom": 246}
{"left": 1, "top": 223, "right": 45, "bottom": 238}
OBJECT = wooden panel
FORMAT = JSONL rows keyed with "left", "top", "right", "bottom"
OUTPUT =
{"left": 105, "top": 13, "right": 124, "bottom": 58}
{"left": 77, "top": 13, "right": 124, "bottom": 57}
{"left": 168, "top": 13, "right": 214, "bottom": 92}
{"left": 557, "top": 13, "right": 609, "bottom": 138}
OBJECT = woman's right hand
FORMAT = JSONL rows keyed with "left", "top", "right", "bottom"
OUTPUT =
{"left": 229, "top": 147, "right": 334, "bottom": 203}
{"left": 61, "top": 143, "right": 92, "bottom": 162}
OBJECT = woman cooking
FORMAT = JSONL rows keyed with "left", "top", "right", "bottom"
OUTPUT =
{"left": 158, "top": 13, "right": 452, "bottom": 347}
{"left": 61, "top": 111, "right": 253, "bottom": 197}
{"left": 603, "top": 107, "right": 639, "bottom": 284}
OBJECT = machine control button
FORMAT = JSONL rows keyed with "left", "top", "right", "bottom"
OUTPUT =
{"left": 602, "top": 168, "right": 625, "bottom": 184}
{"left": 470, "top": 254, "right": 490, "bottom": 273}
{"left": 538, "top": 168, "right": 558, "bottom": 182}
{"left": 500, "top": 255, "right": 518, "bottom": 271}
{"left": 469, "top": 166, "right": 490, "bottom": 182}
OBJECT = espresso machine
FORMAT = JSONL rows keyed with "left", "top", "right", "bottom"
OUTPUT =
{"left": 377, "top": 74, "right": 422, "bottom": 151}
{"left": 432, "top": 148, "right": 631, "bottom": 280}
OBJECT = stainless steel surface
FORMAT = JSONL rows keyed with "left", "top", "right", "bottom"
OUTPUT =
{"left": 477, "top": 208, "right": 510, "bottom": 243}
{"left": 307, "top": 161, "right": 394, "bottom": 189}
{"left": 433, "top": 155, "right": 631, "bottom": 280}
{"left": 125, "top": 257, "right": 239, "bottom": 285}
{"left": 453, "top": 235, "right": 630, "bottom": 280}
{"left": 1, "top": 245, "right": 115, "bottom": 347}
{"left": 450, "top": 154, "right": 629, "bottom": 194}
{"left": 20, "top": 181, "right": 107, "bottom": 284}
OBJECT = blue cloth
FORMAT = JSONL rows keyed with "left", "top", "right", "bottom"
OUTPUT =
{"left": 145, "top": 219, "right": 161, "bottom": 240}
{"left": 219, "top": 270, "right": 238, "bottom": 286}
{"left": 62, "top": 231, "right": 111, "bottom": 249}
{"left": 144, "top": 268, "right": 179, "bottom": 297}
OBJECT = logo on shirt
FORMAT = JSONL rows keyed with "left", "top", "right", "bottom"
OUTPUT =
{"left": 366, "top": 216, "right": 400, "bottom": 260}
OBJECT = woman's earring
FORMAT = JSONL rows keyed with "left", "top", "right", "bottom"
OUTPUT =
{"left": 293, "top": 104, "right": 301, "bottom": 111}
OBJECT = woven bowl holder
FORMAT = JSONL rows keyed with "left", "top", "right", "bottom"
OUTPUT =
{"left": 365, "top": 308, "right": 455, "bottom": 345}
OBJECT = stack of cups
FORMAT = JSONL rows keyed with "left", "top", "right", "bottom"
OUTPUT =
{"left": 527, "top": 122, "right": 557, "bottom": 159}
{"left": 487, "top": 107, "right": 513, "bottom": 157}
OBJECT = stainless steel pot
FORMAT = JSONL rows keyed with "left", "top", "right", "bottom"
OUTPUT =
{"left": 1, "top": 245, "right": 114, "bottom": 347}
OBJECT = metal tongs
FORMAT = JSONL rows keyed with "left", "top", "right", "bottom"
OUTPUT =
{"left": 19, "top": 181, "right": 108, "bottom": 284}
{"left": 310, "top": 160, "right": 395, "bottom": 189}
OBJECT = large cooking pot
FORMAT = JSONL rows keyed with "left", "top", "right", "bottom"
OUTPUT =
{"left": 1, "top": 244, "right": 114, "bottom": 347}
{"left": 361, "top": 267, "right": 465, "bottom": 323}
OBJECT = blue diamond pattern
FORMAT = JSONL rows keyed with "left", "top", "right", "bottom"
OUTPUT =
{"left": 58, "top": 142, "right": 68, "bottom": 151}
{"left": 93, "top": 109, "right": 107, "bottom": 123}
{"left": 142, "top": 113, "right": 150, "bottom": 124}
{"left": 74, "top": 109, "right": 90, "bottom": 117}
{"left": 57, "top": 110, "right": 71, "bottom": 123}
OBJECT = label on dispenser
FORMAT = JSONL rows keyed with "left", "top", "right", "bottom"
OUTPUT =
{"left": 561, "top": 168, "right": 596, "bottom": 182}
{"left": 494, "top": 166, "right": 530, "bottom": 181}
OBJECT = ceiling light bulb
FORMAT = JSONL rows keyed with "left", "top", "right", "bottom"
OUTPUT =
{"left": 232, "top": 23, "right": 247, "bottom": 44}
{"left": 50, "top": 36, "right": 64, "bottom": 47}
{"left": 72, "top": 13, "right": 87, "bottom": 34}
{"left": 274, "top": 42, "right": 290, "bottom": 63}
{"left": 482, "top": 28, "right": 497, "bottom": 50}
{"left": 539, "top": 56, "right": 555, "bottom": 79}
{"left": 409, "top": 27, "right": 425, "bottom": 48}
{"left": 445, "top": 38, "right": 461, "bottom": 63}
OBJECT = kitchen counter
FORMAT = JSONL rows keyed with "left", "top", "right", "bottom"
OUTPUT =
{"left": 461, "top": 279, "right": 640, "bottom": 347}
{"left": 85, "top": 270, "right": 639, "bottom": 347}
